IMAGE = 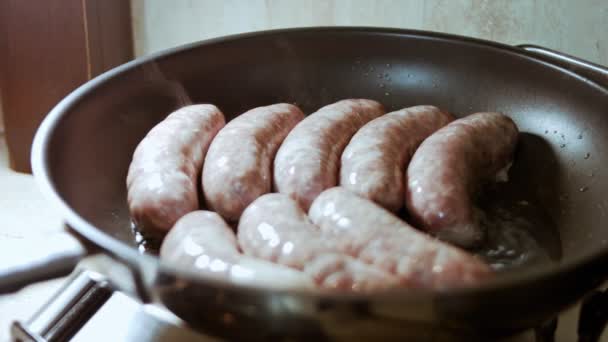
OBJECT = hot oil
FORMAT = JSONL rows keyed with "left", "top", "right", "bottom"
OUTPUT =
{"left": 474, "top": 181, "right": 562, "bottom": 272}
{"left": 131, "top": 220, "right": 163, "bottom": 255}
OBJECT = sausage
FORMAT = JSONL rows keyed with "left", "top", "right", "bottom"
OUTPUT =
{"left": 304, "top": 253, "right": 398, "bottom": 292}
{"left": 202, "top": 103, "right": 304, "bottom": 222}
{"left": 127, "top": 104, "right": 225, "bottom": 235}
{"left": 405, "top": 112, "right": 519, "bottom": 248}
{"left": 340, "top": 105, "right": 453, "bottom": 212}
{"left": 238, "top": 193, "right": 399, "bottom": 291}
{"left": 274, "top": 99, "right": 385, "bottom": 211}
{"left": 160, "top": 211, "right": 312, "bottom": 290}
{"left": 238, "top": 193, "right": 325, "bottom": 269}
{"left": 309, "top": 187, "right": 492, "bottom": 289}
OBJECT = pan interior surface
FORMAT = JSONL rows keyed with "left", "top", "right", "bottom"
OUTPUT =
{"left": 39, "top": 28, "right": 608, "bottom": 288}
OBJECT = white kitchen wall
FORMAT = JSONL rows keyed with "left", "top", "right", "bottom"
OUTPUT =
{"left": 131, "top": 0, "right": 608, "bottom": 66}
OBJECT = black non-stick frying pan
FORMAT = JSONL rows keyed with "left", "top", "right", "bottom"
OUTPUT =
{"left": 5, "top": 27, "right": 608, "bottom": 340}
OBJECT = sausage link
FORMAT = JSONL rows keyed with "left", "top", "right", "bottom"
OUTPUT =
{"left": 202, "top": 103, "right": 304, "bottom": 221}
{"left": 238, "top": 193, "right": 399, "bottom": 291}
{"left": 160, "top": 211, "right": 312, "bottom": 290}
{"left": 340, "top": 105, "right": 453, "bottom": 212}
{"left": 309, "top": 187, "right": 492, "bottom": 289}
{"left": 405, "top": 112, "right": 519, "bottom": 248}
{"left": 127, "top": 104, "right": 225, "bottom": 234}
{"left": 274, "top": 99, "right": 385, "bottom": 211}
{"left": 238, "top": 193, "right": 325, "bottom": 269}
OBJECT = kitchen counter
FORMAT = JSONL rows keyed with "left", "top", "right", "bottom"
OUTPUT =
{"left": 0, "top": 133, "right": 68, "bottom": 341}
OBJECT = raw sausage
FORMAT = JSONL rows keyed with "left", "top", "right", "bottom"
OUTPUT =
{"left": 274, "top": 99, "right": 385, "bottom": 211}
{"left": 309, "top": 187, "right": 492, "bottom": 289}
{"left": 340, "top": 105, "right": 453, "bottom": 212}
{"left": 203, "top": 103, "right": 304, "bottom": 221}
{"left": 127, "top": 104, "right": 225, "bottom": 235}
{"left": 405, "top": 112, "right": 519, "bottom": 248}
{"left": 160, "top": 211, "right": 312, "bottom": 290}
{"left": 238, "top": 193, "right": 325, "bottom": 269}
{"left": 305, "top": 253, "right": 398, "bottom": 292}
{"left": 238, "top": 193, "right": 399, "bottom": 291}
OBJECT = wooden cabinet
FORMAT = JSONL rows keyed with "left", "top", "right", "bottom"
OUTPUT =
{"left": 0, "top": 0, "right": 133, "bottom": 173}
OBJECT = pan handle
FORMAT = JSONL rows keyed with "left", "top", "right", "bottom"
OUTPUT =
{"left": 11, "top": 270, "right": 114, "bottom": 342}
{"left": 517, "top": 45, "right": 608, "bottom": 89}
{"left": 0, "top": 230, "right": 85, "bottom": 294}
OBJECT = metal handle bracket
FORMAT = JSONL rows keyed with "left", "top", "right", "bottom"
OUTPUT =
{"left": 11, "top": 270, "right": 114, "bottom": 342}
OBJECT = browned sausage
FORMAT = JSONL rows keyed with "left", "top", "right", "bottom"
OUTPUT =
{"left": 274, "top": 99, "right": 385, "bottom": 211}
{"left": 309, "top": 187, "right": 492, "bottom": 289}
{"left": 340, "top": 105, "right": 453, "bottom": 212}
{"left": 127, "top": 104, "right": 225, "bottom": 235}
{"left": 202, "top": 103, "right": 304, "bottom": 222}
{"left": 405, "top": 112, "right": 519, "bottom": 248}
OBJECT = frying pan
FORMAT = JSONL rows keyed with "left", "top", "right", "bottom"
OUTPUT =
{"left": 5, "top": 27, "right": 608, "bottom": 340}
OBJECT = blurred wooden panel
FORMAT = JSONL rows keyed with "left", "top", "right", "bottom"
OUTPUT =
{"left": 0, "top": 0, "right": 133, "bottom": 173}
{"left": 0, "top": 1, "right": 87, "bottom": 173}
{"left": 131, "top": 0, "right": 608, "bottom": 66}
{"left": 85, "top": 0, "right": 134, "bottom": 77}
